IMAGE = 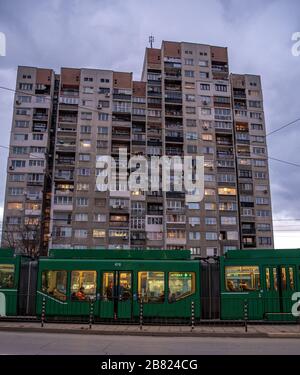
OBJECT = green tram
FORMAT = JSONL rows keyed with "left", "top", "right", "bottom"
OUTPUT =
{"left": 36, "top": 249, "right": 201, "bottom": 320}
{"left": 0, "top": 249, "right": 21, "bottom": 316}
{"left": 0, "top": 248, "right": 299, "bottom": 322}
{"left": 220, "top": 249, "right": 300, "bottom": 321}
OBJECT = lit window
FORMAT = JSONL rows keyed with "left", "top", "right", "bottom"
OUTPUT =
{"left": 138, "top": 272, "right": 165, "bottom": 303}
{"left": 225, "top": 266, "right": 260, "bottom": 292}
{"left": 218, "top": 187, "right": 236, "bottom": 195}
{"left": 42, "top": 270, "right": 67, "bottom": 301}
{"left": 0, "top": 264, "right": 15, "bottom": 289}
{"left": 71, "top": 271, "right": 97, "bottom": 301}
{"left": 168, "top": 272, "right": 195, "bottom": 302}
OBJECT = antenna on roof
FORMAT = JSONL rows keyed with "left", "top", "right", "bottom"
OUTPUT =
{"left": 149, "top": 35, "right": 154, "bottom": 48}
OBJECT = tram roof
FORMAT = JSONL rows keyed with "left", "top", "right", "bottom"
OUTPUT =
{"left": 225, "top": 248, "right": 300, "bottom": 259}
{"left": 47, "top": 249, "right": 192, "bottom": 260}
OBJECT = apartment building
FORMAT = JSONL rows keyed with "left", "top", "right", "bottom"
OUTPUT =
{"left": 2, "top": 40, "right": 274, "bottom": 256}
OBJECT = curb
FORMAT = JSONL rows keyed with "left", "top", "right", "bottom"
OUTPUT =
{"left": 0, "top": 325, "right": 288, "bottom": 338}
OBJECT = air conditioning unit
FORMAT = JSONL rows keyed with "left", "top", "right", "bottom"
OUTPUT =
{"left": 97, "top": 104, "right": 103, "bottom": 110}
{"left": 16, "top": 100, "right": 21, "bottom": 105}
{"left": 105, "top": 93, "right": 110, "bottom": 98}
{"left": 203, "top": 125, "right": 209, "bottom": 130}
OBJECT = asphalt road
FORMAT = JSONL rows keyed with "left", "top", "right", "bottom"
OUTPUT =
{"left": 0, "top": 331, "right": 299, "bottom": 355}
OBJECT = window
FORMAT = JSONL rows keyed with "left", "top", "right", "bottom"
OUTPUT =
{"left": 28, "top": 160, "right": 44, "bottom": 167}
{"left": 200, "top": 83, "right": 210, "bottom": 91}
{"left": 32, "top": 134, "right": 44, "bottom": 141}
{"left": 218, "top": 187, "right": 236, "bottom": 196}
{"left": 19, "top": 83, "right": 32, "bottom": 90}
{"left": 0, "top": 264, "right": 15, "bottom": 289}
{"left": 256, "top": 197, "right": 269, "bottom": 205}
{"left": 184, "top": 58, "right": 194, "bottom": 65}
{"left": 258, "top": 237, "right": 272, "bottom": 245}
{"left": 138, "top": 272, "right": 165, "bottom": 303}
{"left": 257, "top": 210, "right": 271, "bottom": 217}
{"left": 189, "top": 232, "right": 200, "bottom": 240}
{"left": 225, "top": 266, "right": 260, "bottom": 292}
{"left": 184, "top": 70, "right": 194, "bottom": 78}
{"left": 251, "top": 123, "right": 263, "bottom": 131}
{"left": 168, "top": 272, "right": 195, "bottom": 302}
{"left": 74, "top": 229, "right": 88, "bottom": 238}
{"left": 14, "top": 134, "right": 28, "bottom": 141}
{"left": 80, "top": 125, "right": 91, "bottom": 134}
{"left": 76, "top": 197, "right": 89, "bottom": 206}
{"left": 75, "top": 213, "right": 88, "bottom": 222}
{"left": 257, "top": 223, "right": 271, "bottom": 232}
{"left": 15, "top": 120, "right": 29, "bottom": 128}
{"left": 187, "top": 145, "right": 197, "bottom": 154}
{"left": 189, "top": 217, "right": 200, "bottom": 226}
{"left": 80, "top": 140, "right": 91, "bottom": 148}
{"left": 41, "top": 270, "right": 67, "bottom": 301}
{"left": 78, "top": 168, "right": 90, "bottom": 176}
{"left": 93, "top": 214, "right": 106, "bottom": 222}
{"left": 11, "top": 160, "right": 26, "bottom": 168}
{"left": 97, "top": 126, "right": 108, "bottom": 135}
{"left": 205, "top": 203, "right": 216, "bottom": 210}
{"left": 206, "top": 232, "right": 218, "bottom": 240}
{"left": 221, "top": 216, "right": 237, "bottom": 225}
{"left": 186, "top": 119, "right": 196, "bottom": 127}
{"left": 186, "top": 106, "right": 196, "bottom": 114}
{"left": 199, "top": 60, "right": 208, "bottom": 67}
{"left": 98, "top": 113, "right": 109, "bottom": 121}
{"left": 77, "top": 183, "right": 90, "bottom": 191}
{"left": 93, "top": 229, "right": 105, "bottom": 238}
{"left": 215, "top": 84, "right": 227, "bottom": 92}
{"left": 201, "top": 108, "right": 211, "bottom": 115}
{"left": 199, "top": 72, "right": 209, "bottom": 79}
{"left": 202, "top": 134, "right": 213, "bottom": 141}
{"left": 71, "top": 271, "right": 96, "bottom": 301}
{"left": 187, "top": 202, "right": 200, "bottom": 210}
{"left": 7, "top": 202, "right": 23, "bottom": 210}
{"left": 79, "top": 154, "right": 90, "bottom": 162}
{"left": 205, "top": 217, "right": 217, "bottom": 225}
{"left": 186, "top": 132, "right": 197, "bottom": 140}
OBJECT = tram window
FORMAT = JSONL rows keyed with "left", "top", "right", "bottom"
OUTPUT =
{"left": 0, "top": 264, "right": 15, "bottom": 289}
{"left": 118, "top": 272, "right": 132, "bottom": 301}
{"left": 225, "top": 266, "right": 260, "bottom": 292}
{"left": 281, "top": 268, "right": 287, "bottom": 290}
{"left": 42, "top": 270, "right": 67, "bottom": 301}
{"left": 289, "top": 267, "right": 295, "bottom": 290}
{"left": 273, "top": 268, "right": 278, "bottom": 291}
{"left": 71, "top": 270, "right": 96, "bottom": 301}
{"left": 168, "top": 272, "right": 195, "bottom": 302}
{"left": 102, "top": 272, "right": 114, "bottom": 300}
{"left": 138, "top": 272, "right": 165, "bottom": 303}
{"left": 265, "top": 268, "right": 270, "bottom": 290}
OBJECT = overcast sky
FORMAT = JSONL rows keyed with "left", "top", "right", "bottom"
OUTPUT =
{"left": 0, "top": 0, "right": 299, "bottom": 248}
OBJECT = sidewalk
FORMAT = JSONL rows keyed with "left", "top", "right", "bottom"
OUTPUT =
{"left": 0, "top": 321, "right": 300, "bottom": 338}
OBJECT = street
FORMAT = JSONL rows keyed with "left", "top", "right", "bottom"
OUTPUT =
{"left": 0, "top": 331, "right": 299, "bottom": 355}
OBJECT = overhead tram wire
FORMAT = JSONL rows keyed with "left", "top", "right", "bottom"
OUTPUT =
{"left": 266, "top": 117, "right": 300, "bottom": 137}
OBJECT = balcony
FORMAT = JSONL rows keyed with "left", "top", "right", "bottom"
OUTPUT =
{"left": 112, "top": 93, "right": 131, "bottom": 101}
{"left": 165, "top": 110, "right": 183, "bottom": 117}
{"left": 58, "top": 116, "right": 77, "bottom": 124}
{"left": 54, "top": 172, "right": 74, "bottom": 181}
{"left": 33, "top": 113, "right": 48, "bottom": 121}
{"left": 164, "top": 73, "right": 182, "bottom": 81}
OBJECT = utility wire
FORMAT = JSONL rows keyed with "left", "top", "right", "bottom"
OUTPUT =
{"left": 266, "top": 117, "right": 300, "bottom": 137}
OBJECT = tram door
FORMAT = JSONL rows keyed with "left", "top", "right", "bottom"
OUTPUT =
{"left": 100, "top": 271, "right": 132, "bottom": 319}
{"left": 263, "top": 265, "right": 296, "bottom": 319}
